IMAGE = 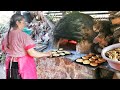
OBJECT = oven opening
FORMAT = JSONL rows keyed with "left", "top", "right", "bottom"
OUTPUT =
{"left": 58, "top": 39, "right": 77, "bottom": 51}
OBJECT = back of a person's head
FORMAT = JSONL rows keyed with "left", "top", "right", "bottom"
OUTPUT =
{"left": 10, "top": 14, "right": 24, "bottom": 27}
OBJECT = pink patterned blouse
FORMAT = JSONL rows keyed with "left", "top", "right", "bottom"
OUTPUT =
{"left": 2, "top": 29, "right": 35, "bottom": 57}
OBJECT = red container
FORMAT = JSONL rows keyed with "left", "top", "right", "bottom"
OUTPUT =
{"left": 101, "top": 43, "right": 120, "bottom": 71}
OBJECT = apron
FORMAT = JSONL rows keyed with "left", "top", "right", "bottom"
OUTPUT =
{"left": 5, "top": 55, "right": 37, "bottom": 79}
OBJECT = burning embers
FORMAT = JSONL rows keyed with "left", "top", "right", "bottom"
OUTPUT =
{"left": 55, "top": 38, "right": 77, "bottom": 51}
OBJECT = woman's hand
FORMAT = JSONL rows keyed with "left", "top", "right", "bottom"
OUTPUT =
{"left": 45, "top": 51, "right": 52, "bottom": 57}
{"left": 27, "top": 48, "right": 52, "bottom": 58}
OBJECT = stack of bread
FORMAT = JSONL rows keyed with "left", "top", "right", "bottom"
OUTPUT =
{"left": 75, "top": 53, "right": 106, "bottom": 67}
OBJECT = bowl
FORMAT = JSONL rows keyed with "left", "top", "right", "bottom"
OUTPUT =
{"left": 101, "top": 43, "right": 120, "bottom": 71}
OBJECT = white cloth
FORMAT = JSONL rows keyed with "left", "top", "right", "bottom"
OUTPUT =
{"left": 21, "top": 11, "right": 26, "bottom": 15}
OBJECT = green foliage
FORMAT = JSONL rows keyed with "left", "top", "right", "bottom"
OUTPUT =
{"left": 0, "top": 53, "right": 6, "bottom": 63}
{"left": 46, "top": 15, "right": 56, "bottom": 24}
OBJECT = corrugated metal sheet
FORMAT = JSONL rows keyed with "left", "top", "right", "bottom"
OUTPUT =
{"left": 43, "top": 11, "right": 110, "bottom": 21}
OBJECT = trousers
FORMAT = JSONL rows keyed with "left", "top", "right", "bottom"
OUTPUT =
{"left": 6, "top": 62, "right": 22, "bottom": 79}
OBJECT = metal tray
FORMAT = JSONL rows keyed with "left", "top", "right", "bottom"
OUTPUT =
{"left": 74, "top": 59, "right": 107, "bottom": 69}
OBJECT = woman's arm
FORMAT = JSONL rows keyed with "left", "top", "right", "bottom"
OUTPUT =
{"left": 22, "top": 32, "right": 52, "bottom": 58}
{"left": 27, "top": 48, "right": 52, "bottom": 58}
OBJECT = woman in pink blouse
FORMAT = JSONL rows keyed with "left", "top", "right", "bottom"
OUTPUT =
{"left": 1, "top": 14, "right": 52, "bottom": 79}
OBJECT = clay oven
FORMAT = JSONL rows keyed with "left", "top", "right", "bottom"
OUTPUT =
{"left": 52, "top": 12, "right": 97, "bottom": 53}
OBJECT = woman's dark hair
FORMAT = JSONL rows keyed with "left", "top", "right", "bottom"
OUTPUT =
{"left": 7, "top": 14, "right": 24, "bottom": 49}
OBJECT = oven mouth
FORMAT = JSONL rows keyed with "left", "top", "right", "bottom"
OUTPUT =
{"left": 56, "top": 39, "right": 77, "bottom": 51}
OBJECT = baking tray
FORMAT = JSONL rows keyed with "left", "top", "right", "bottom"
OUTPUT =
{"left": 74, "top": 58, "right": 107, "bottom": 69}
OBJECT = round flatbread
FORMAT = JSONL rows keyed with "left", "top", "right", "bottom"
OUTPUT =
{"left": 96, "top": 55, "right": 101, "bottom": 58}
{"left": 64, "top": 51, "right": 71, "bottom": 54}
{"left": 90, "top": 62, "right": 98, "bottom": 66}
{"left": 92, "top": 56, "right": 98, "bottom": 60}
{"left": 83, "top": 60, "right": 90, "bottom": 64}
{"left": 59, "top": 48, "right": 63, "bottom": 51}
{"left": 52, "top": 53, "right": 60, "bottom": 57}
{"left": 95, "top": 60, "right": 102, "bottom": 64}
{"left": 76, "top": 59, "right": 83, "bottom": 63}
{"left": 82, "top": 56, "right": 89, "bottom": 60}
{"left": 98, "top": 58, "right": 106, "bottom": 62}
{"left": 57, "top": 50, "right": 64, "bottom": 53}
{"left": 59, "top": 53, "right": 65, "bottom": 56}
{"left": 86, "top": 55, "right": 92, "bottom": 58}
{"left": 89, "top": 58, "right": 96, "bottom": 62}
